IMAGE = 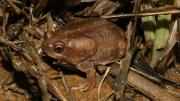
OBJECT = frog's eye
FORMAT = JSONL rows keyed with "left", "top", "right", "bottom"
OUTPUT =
{"left": 54, "top": 42, "right": 64, "bottom": 53}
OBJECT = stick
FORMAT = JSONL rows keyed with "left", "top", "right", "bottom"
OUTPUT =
{"left": 4, "top": 0, "right": 23, "bottom": 14}
{"left": 128, "top": 70, "right": 180, "bottom": 101}
{"left": 101, "top": 10, "right": 180, "bottom": 18}
{"left": 97, "top": 66, "right": 110, "bottom": 101}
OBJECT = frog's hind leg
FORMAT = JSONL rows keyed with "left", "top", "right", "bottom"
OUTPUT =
{"left": 72, "top": 61, "right": 96, "bottom": 91}
{"left": 118, "top": 39, "right": 127, "bottom": 58}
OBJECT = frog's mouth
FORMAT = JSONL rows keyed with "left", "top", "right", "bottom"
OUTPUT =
{"left": 53, "top": 58, "right": 69, "bottom": 65}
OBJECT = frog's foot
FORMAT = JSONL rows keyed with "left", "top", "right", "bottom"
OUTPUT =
{"left": 74, "top": 61, "right": 97, "bottom": 91}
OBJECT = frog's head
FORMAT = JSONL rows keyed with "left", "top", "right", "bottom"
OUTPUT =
{"left": 41, "top": 31, "right": 97, "bottom": 65}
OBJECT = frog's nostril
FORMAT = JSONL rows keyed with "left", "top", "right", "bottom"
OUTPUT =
{"left": 40, "top": 51, "right": 47, "bottom": 56}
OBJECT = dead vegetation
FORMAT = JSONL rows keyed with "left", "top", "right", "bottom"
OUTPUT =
{"left": 0, "top": 0, "right": 180, "bottom": 101}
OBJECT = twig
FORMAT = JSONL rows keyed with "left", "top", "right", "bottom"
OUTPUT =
{"left": 112, "top": 19, "right": 139, "bottom": 99}
{"left": 37, "top": 73, "right": 50, "bottom": 101}
{"left": 165, "top": 88, "right": 180, "bottom": 97}
{"left": 160, "top": 20, "right": 178, "bottom": 60}
{"left": 128, "top": 70, "right": 180, "bottom": 101}
{"left": 59, "top": 71, "right": 76, "bottom": 101}
{"left": 33, "top": 12, "right": 51, "bottom": 25}
{"left": 101, "top": 10, "right": 180, "bottom": 18}
{"left": 4, "top": 0, "right": 23, "bottom": 14}
{"left": 3, "top": 12, "right": 9, "bottom": 35}
{"left": 46, "top": 14, "right": 55, "bottom": 32}
{"left": 84, "top": 0, "right": 103, "bottom": 16}
{"left": 0, "top": 38, "right": 23, "bottom": 52}
{"left": 97, "top": 66, "right": 110, "bottom": 101}
{"left": 99, "top": 91, "right": 114, "bottom": 101}
{"left": 12, "top": 0, "right": 22, "bottom": 4}
{"left": 46, "top": 78, "right": 68, "bottom": 101}
{"left": 33, "top": 0, "right": 48, "bottom": 15}
{"left": 130, "top": 67, "right": 162, "bottom": 84}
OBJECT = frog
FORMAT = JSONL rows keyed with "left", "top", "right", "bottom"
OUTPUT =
{"left": 41, "top": 18, "right": 126, "bottom": 90}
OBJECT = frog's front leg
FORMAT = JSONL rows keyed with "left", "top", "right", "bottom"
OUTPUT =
{"left": 74, "top": 61, "right": 96, "bottom": 91}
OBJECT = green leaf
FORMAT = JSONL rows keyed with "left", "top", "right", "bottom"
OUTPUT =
{"left": 154, "top": 14, "right": 171, "bottom": 50}
{"left": 141, "top": 4, "right": 156, "bottom": 42}
{"left": 142, "top": 16, "right": 156, "bottom": 41}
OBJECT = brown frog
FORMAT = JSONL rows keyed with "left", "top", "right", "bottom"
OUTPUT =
{"left": 41, "top": 18, "right": 126, "bottom": 90}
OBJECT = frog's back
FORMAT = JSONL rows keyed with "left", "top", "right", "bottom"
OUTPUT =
{"left": 57, "top": 18, "right": 125, "bottom": 40}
